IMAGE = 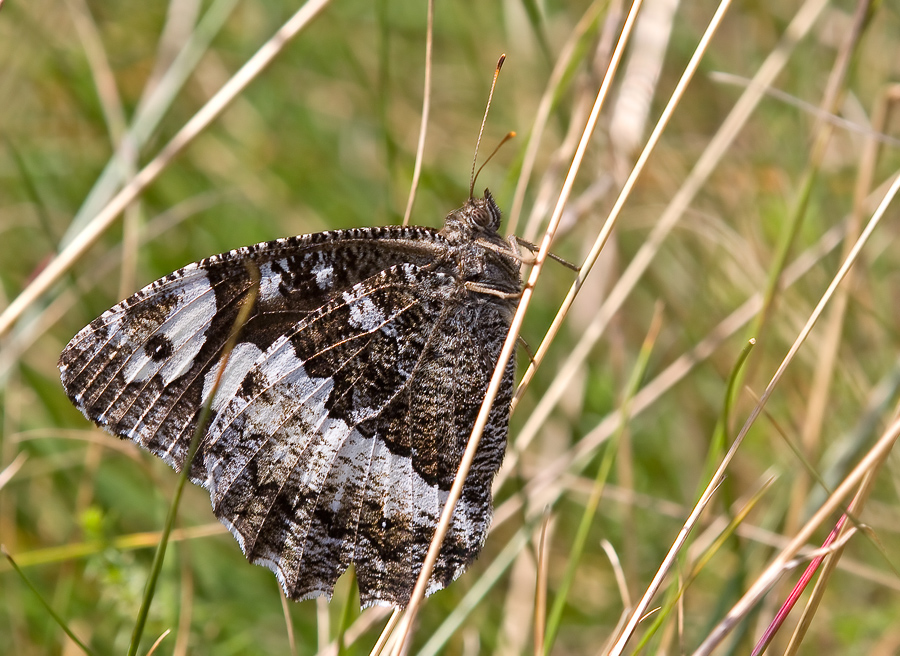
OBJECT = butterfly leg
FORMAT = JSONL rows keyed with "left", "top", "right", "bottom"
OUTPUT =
{"left": 513, "top": 236, "right": 579, "bottom": 271}
{"left": 463, "top": 281, "right": 522, "bottom": 300}
{"left": 474, "top": 236, "right": 577, "bottom": 271}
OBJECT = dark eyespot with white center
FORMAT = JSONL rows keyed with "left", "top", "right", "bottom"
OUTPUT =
{"left": 145, "top": 334, "right": 174, "bottom": 361}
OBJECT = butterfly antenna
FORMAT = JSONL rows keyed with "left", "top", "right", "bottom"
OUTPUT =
{"left": 472, "top": 131, "right": 516, "bottom": 192}
{"left": 469, "top": 54, "right": 506, "bottom": 199}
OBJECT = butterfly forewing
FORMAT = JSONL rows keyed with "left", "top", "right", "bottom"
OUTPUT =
{"left": 61, "top": 228, "right": 442, "bottom": 464}
{"left": 59, "top": 193, "right": 520, "bottom": 608}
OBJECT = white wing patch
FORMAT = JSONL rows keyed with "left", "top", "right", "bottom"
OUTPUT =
{"left": 257, "top": 261, "right": 283, "bottom": 301}
{"left": 312, "top": 261, "right": 334, "bottom": 289}
{"left": 121, "top": 271, "right": 217, "bottom": 386}
{"left": 201, "top": 342, "right": 263, "bottom": 413}
{"left": 204, "top": 336, "right": 335, "bottom": 500}
{"left": 343, "top": 290, "right": 386, "bottom": 332}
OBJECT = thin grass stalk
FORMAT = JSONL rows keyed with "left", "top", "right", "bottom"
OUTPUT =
{"left": 61, "top": 0, "right": 241, "bottom": 243}
{"left": 0, "top": 523, "right": 226, "bottom": 573}
{"left": 690, "top": 169, "right": 900, "bottom": 655}
{"left": 750, "top": 514, "right": 848, "bottom": 655}
{"left": 369, "top": 609, "right": 401, "bottom": 656}
{"left": 633, "top": 479, "right": 774, "bottom": 653}
{"left": 493, "top": 219, "right": 845, "bottom": 533}
{"left": 694, "top": 424, "right": 896, "bottom": 656}
{"left": 389, "top": 2, "right": 645, "bottom": 649}
{"left": 416, "top": 526, "right": 532, "bottom": 656}
{"left": 743, "top": 0, "right": 872, "bottom": 385}
{"left": 319, "top": 606, "right": 390, "bottom": 656}
{"left": 607, "top": 163, "right": 899, "bottom": 654}
{"left": 64, "top": 0, "right": 128, "bottom": 149}
{"left": 534, "top": 512, "right": 551, "bottom": 656}
{"left": 0, "top": 0, "right": 332, "bottom": 338}
{"left": 279, "top": 589, "right": 298, "bottom": 656}
{"left": 401, "top": 0, "right": 433, "bottom": 226}
{"left": 785, "top": 82, "right": 899, "bottom": 537}
{"left": 144, "top": 629, "right": 171, "bottom": 656}
{"left": 781, "top": 471, "right": 882, "bottom": 655}
{"left": 1, "top": 548, "right": 97, "bottom": 656}
{"left": 126, "top": 264, "right": 259, "bottom": 656}
{"left": 0, "top": 452, "right": 26, "bottom": 491}
{"left": 703, "top": 339, "right": 757, "bottom": 479}
{"left": 316, "top": 597, "right": 329, "bottom": 654}
{"left": 543, "top": 304, "right": 663, "bottom": 654}
{"left": 511, "top": 0, "right": 735, "bottom": 410}
{"left": 611, "top": 340, "right": 759, "bottom": 654}
{"left": 507, "top": 0, "right": 607, "bottom": 237}
{"left": 755, "top": 398, "right": 836, "bottom": 500}
{"left": 173, "top": 552, "right": 194, "bottom": 656}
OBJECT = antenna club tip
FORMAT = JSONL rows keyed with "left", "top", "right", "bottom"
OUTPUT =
{"left": 497, "top": 54, "right": 506, "bottom": 68}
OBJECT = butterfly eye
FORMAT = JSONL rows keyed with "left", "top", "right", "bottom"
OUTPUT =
{"left": 475, "top": 189, "right": 502, "bottom": 231}
{"left": 472, "top": 207, "right": 493, "bottom": 228}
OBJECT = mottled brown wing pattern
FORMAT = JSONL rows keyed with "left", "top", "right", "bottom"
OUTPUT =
{"left": 59, "top": 193, "right": 520, "bottom": 608}
{"left": 59, "top": 227, "right": 446, "bottom": 469}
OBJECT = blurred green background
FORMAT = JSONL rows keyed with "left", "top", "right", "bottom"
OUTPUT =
{"left": 2, "top": 0, "right": 900, "bottom": 654}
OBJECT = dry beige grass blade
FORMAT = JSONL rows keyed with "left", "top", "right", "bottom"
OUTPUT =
{"left": 279, "top": 589, "right": 297, "bottom": 656}
{"left": 493, "top": 216, "right": 846, "bottom": 530}
{"left": 608, "top": 0, "right": 678, "bottom": 170}
{"left": 533, "top": 514, "right": 551, "bottom": 656}
{"left": 415, "top": 527, "right": 533, "bottom": 656}
{"left": 781, "top": 473, "right": 880, "bottom": 655}
{"left": 604, "top": 455, "right": 728, "bottom": 655}
{"left": 64, "top": 0, "right": 128, "bottom": 146}
{"left": 64, "top": 0, "right": 143, "bottom": 300}
{"left": 518, "top": 220, "right": 844, "bottom": 502}
{"left": 785, "top": 84, "right": 900, "bottom": 536}
{"left": 144, "top": 629, "right": 171, "bottom": 656}
{"left": 688, "top": 169, "right": 900, "bottom": 655}
{"left": 695, "top": 418, "right": 900, "bottom": 655}
{"left": 563, "top": 161, "right": 897, "bottom": 653}
{"left": 511, "top": 0, "right": 826, "bottom": 416}
{"left": 511, "top": 211, "right": 838, "bottom": 513}
{"left": 368, "top": 609, "right": 401, "bottom": 656}
{"left": 388, "top": 2, "right": 647, "bottom": 650}
{"left": 8, "top": 0, "right": 900, "bottom": 651}
{"left": 503, "top": 220, "right": 857, "bottom": 521}
{"left": 401, "top": 0, "right": 433, "bottom": 227}
{"left": 0, "top": 0, "right": 332, "bottom": 338}
{"left": 0, "top": 453, "right": 27, "bottom": 492}
{"left": 503, "top": 0, "right": 747, "bottom": 482}
{"left": 507, "top": 0, "right": 606, "bottom": 238}
{"left": 60, "top": 0, "right": 240, "bottom": 245}
{"left": 0, "top": 192, "right": 225, "bottom": 385}
{"left": 173, "top": 552, "right": 194, "bottom": 656}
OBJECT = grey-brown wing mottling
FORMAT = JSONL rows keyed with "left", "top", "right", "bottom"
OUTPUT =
{"left": 59, "top": 191, "right": 520, "bottom": 607}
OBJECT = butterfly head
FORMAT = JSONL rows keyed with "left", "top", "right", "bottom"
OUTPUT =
{"left": 442, "top": 189, "right": 503, "bottom": 238}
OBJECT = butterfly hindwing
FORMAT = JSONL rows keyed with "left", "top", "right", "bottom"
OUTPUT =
{"left": 197, "top": 262, "right": 512, "bottom": 605}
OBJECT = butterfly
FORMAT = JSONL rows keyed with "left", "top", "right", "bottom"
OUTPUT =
{"left": 58, "top": 189, "right": 521, "bottom": 608}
